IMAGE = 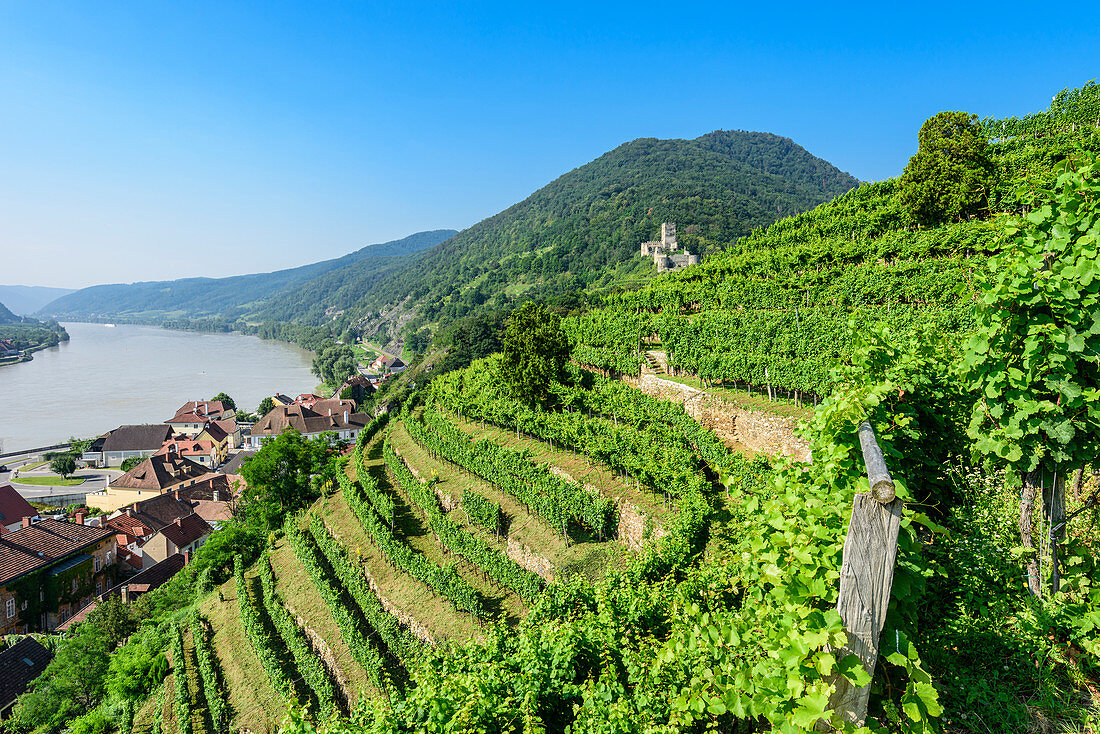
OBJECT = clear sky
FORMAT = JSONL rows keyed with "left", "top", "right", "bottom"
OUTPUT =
{"left": 2, "top": 1, "right": 1098, "bottom": 289}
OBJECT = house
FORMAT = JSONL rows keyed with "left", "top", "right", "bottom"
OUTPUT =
{"left": 156, "top": 439, "right": 219, "bottom": 469}
{"left": 91, "top": 425, "right": 174, "bottom": 468}
{"left": 57, "top": 553, "right": 188, "bottom": 632}
{"left": 141, "top": 514, "right": 212, "bottom": 568}
{"left": 0, "top": 486, "right": 37, "bottom": 535}
{"left": 293, "top": 393, "right": 325, "bottom": 408}
{"left": 85, "top": 454, "right": 211, "bottom": 513}
{"left": 0, "top": 517, "right": 117, "bottom": 633}
{"left": 219, "top": 450, "right": 256, "bottom": 475}
{"left": 338, "top": 373, "right": 375, "bottom": 401}
{"left": 0, "top": 637, "right": 53, "bottom": 718}
{"left": 165, "top": 400, "right": 235, "bottom": 435}
{"left": 194, "top": 422, "right": 230, "bottom": 463}
{"left": 369, "top": 355, "right": 406, "bottom": 375}
{"left": 248, "top": 403, "right": 371, "bottom": 448}
{"left": 211, "top": 418, "right": 242, "bottom": 449}
{"left": 272, "top": 393, "right": 294, "bottom": 407}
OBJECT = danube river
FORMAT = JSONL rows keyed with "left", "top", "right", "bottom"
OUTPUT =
{"left": 0, "top": 322, "right": 316, "bottom": 453}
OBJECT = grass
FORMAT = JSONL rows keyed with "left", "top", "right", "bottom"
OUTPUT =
{"left": 390, "top": 416, "right": 630, "bottom": 581}
{"left": 10, "top": 475, "right": 86, "bottom": 486}
{"left": 267, "top": 534, "right": 374, "bottom": 705}
{"left": 17, "top": 460, "right": 48, "bottom": 471}
{"left": 199, "top": 575, "right": 286, "bottom": 733}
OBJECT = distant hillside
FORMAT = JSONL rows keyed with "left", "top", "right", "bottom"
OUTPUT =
{"left": 323, "top": 130, "right": 859, "bottom": 340}
{"left": 0, "top": 285, "right": 76, "bottom": 315}
{"left": 38, "top": 230, "right": 456, "bottom": 322}
{"left": 0, "top": 300, "right": 18, "bottom": 324}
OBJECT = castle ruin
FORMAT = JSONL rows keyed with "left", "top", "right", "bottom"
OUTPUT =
{"left": 639, "top": 222, "right": 699, "bottom": 273}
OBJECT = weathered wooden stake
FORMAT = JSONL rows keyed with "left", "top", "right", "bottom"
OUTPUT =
{"left": 817, "top": 422, "right": 903, "bottom": 731}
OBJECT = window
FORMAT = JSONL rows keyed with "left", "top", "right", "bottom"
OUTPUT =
{"left": 96, "top": 581, "right": 103, "bottom": 595}
{"left": 6, "top": 599, "right": 15, "bottom": 619}
{"left": 94, "top": 557, "right": 101, "bottom": 572}
{"left": 71, "top": 578, "right": 78, "bottom": 593}
{"left": 106, "top": 551, "right": 113, "bottom": 565}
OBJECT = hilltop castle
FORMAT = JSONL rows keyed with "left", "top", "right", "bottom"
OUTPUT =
{"left": 639, "top": 222, "right": 699, "bottom": 273}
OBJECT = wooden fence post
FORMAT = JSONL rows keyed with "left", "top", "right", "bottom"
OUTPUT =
{"left": 816, "top": 421, "right": 903, "bottom": 731}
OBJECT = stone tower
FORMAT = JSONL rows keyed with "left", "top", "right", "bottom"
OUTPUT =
{"left": 660, "top": 222, "right": 677, "bottom": 250}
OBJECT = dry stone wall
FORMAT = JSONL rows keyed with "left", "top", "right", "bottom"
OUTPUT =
{"left": 631, "top": 374, "right": 811, "bottom": 462}
{"left": 547, "top": 465, "right": 665, "bottom": 550}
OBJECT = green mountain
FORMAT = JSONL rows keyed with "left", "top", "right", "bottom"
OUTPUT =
{"left": 299, "top": 130, "right": 859, "bottom": 341}
{"left": 37, "top": 230, "right": 456, "bottom": 322}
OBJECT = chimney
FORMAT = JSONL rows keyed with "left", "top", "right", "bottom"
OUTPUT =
{"left": 182, "top": 549, "right": 191, "bottom": 565}
{"left": 22, "top": 516, "right": 32, "bottom": 529}
{"left": 120, "top": 585, "right": 130, "bottom": 604}
{"left": 328, "top": 408, "right": 332, "bottom": 416}
{"left": 75, "top": 512, "right": 85, "bottom": 526}
{"left": 213, "top": 490, "right": 220, "bottom": 502}
{"left": 125, "top": 508, "right": 134, "bottom": 517}
{"left": 344, "top": 411, "right": 348, "bottom": 424}
{"left": 173, "top": 489, "right": 181, "bottom": 500}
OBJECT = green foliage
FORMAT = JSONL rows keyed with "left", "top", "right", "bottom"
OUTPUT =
{"left": 258, "top": 553, "right": 339, "bottom": 717}
{"left": 49, "top": 453, "right": 76, "bottom": 478}
{"left": 170, "top": 625, "right": 192, "bottom": 734}
{"left": 283, "top": 515, "right": 402, "bottom": 693}
{"left": 211, "top": 392, "right": 237, "bottom": 410}
{"left": 500, "top": 303, "right": 570, "bottom": 406}
{"left": 240, "top": 428, "right": 340, "bottom": 530}
{"left": 900, "top": 111, "right": 996, "bottom": 225}
{"left": 384, "top": 438, "right": 544, "bottom": 603}
{"left": 120, "top": 455, "right": 143, "bottom": 472}
{"left": 963, "top": 154, "right": 1100, "bottom": 476}
{"left": 312, "top": 343, "right": 357, "bottom": 387}
{"left": 258, "top": 396, "right": 276, "bottom": 416}
{"left": 191, "top": 616, "right": 229, "bottom": 734}
{"left": 233, "top": 556, "right": 296, "bottom": 705}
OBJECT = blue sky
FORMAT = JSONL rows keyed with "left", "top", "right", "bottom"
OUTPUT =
{"left": 2, "top": 2, "right": 1098, "bottom": 289}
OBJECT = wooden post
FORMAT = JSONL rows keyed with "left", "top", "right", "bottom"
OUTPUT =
{"left": 817, "top": 422, "right": 903, "bottom": 731}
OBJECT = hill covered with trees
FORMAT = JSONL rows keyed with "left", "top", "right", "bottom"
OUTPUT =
{"left": 327, "top": 130, "right": 859, "bottom": 342}
{"left": 37, "top": 230, "right": 456, "bottom": 323}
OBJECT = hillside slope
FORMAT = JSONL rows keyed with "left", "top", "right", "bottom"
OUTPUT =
{"left": 321, "top": 130, "right": 858, "bottom": 339}
{"left": 0, "top": 285, "right": 76, "bottom": 315}
{"left": 37, "top": 230, "right": 456, "bottom": 322}
{"left": 0, "top": 300, "right": 18, "bottom": 324}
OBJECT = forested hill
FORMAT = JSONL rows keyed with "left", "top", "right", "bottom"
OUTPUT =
{"left": 37, "top": 229, "right": 456, "bottom": 323}
{"left": 323, "top": 130, "right": 858, "bottom": 337}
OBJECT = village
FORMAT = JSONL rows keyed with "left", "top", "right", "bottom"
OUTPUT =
{"left": 0, "top": 350, "right": 409, "bottom": 713}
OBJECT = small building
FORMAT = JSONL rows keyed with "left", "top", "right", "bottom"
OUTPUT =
{"left": 141, "top": 514, "right": 212, "bottom": 568}
{"left": 165, "top": 401, "right": 235, "bottom": 436}
{"left": 85, "top": 454, "right": 211, "bottom": 513}
{"left": 338, "top": 374, "right": 375, "bottom": 401}
{"left": 156, "top": 439, "right": 219, "bottom": 469}
{"left": 211, "top": 419, "right": 242, "bottom": 449}
{"left": 0, "top": 486, "right": 37, "bottom": 535}
{"left": 248, "top": 403, "right": 371, "bottom": 449}
{"left": 92, "top": 425, "right": 174, "bottom": 468}
{"left": 0, "top": 637, "right": 53, "bottom": 718}
{"left": 0, "top": 517, "right": 117, "bottom": 633}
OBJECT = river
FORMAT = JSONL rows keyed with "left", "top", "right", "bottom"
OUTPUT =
{"left": 0, "top": 322, "right": 317, "bottom": 453}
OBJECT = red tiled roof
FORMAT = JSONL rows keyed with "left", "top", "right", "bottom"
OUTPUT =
{"left": 0, "top": 519, "right": 114, "bottom": 587}
{"left": 253, "top": 403, "right": 369, "bottom": 437}
{"left": 105, "top": 514, "right": 156, "bottom": 539}
{"left": 109, "top": 454, "right": 208, "bottom": 491}
{"left": 156, "top": 439, "right": 215, "bottom": 457}
{"left": 168, "top": 401, "right": 231, "bottom": 423}
{"left": 157, "top": 514, "right": 212, "bottom": 549}
{"left": 0, "top": 485, "right": 36, "bottom": 528}
{"left": 197, "top": 422, "right": 228, "bottom": 442}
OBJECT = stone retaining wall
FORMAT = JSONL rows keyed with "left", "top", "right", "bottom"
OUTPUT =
{"left": 547, "top": 465, "right": 665, "bottom": 550}
{"left": 631, "top": 374, "right": 810, "bottom": 462}
{"left": 506, "top": 537, "right": 555, "bottom": 581}
{"left": 285, "top": 601, "right": 353, "bottom": 707}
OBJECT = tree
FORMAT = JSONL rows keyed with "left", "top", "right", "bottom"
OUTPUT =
{"left": 900, "top": 111, "right": 996, "bottom": 225}
{"left": 500, "top": 302, "right": 571, "bottom": 406}
{"left": 257, "top": 397, "right": 275, "bottom": 417}
{"left": 311, "top": 343, "right": 357, "bottom": 387}
{"left": 50, "top": 454, "right": 77, "bottom": 479}
{"left": 120, "top": 456, "right": 143, "bottom": 472}
{"left": 211, "top": 392, "right": 236, "bottom": 410}
{"left": 240, "top": 429, "right": 337, "bottom": 530}
{"left": 961, "top": 154, "right": 1100, "bottom": 597}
